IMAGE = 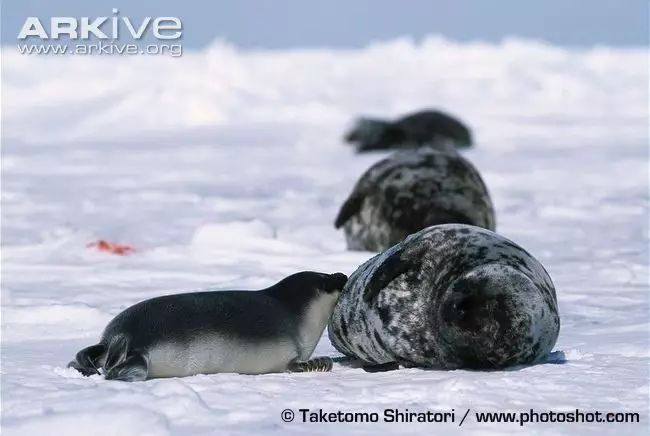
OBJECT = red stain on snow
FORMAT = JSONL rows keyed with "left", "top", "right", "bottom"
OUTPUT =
{"left": 87, "top": 240, "right": 136, "bottom": 256}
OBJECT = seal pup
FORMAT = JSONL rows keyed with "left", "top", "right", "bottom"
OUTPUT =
{"left": 68, "top": 271, "right": 348, "bottom": 381}
{"left": 335, "top": 148, "right": 495, "bottom": 251}
{"left": 329, "top": 224, "right": 560, "bottom": 370}
{"left": 345, "top": 109, "right": 472, "bottom": 152}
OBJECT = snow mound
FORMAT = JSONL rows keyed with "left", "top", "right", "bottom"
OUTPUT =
{"left": 2, "top": 37, "right": 647, "bottom": 150}
{"left": 3, "top": 409, "right": 170, "bottom": 436}
{"left": 3, "top": 304, "right": 112, "bottom": 342}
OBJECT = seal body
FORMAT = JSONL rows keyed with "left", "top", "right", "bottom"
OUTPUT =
{"left": 69, "top": 272, "right": 347, "bottom": 381}
{"left": 345, "top": 109, "right": 472, "bottom": 152}
{"left": 335, "top": 148, "right": 495, "bottom": 251}
{"left": 328, "top": 224, "right": 560, "bottom": 369}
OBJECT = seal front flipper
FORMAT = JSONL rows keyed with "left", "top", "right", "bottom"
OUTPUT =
{"left": 105, "top": 352, "right": 149, "bottom": 382}
{"left": 363, "top": 247, "right": 412, "bottom": 303}
{"left": 287, "top": 357, "right": 333, "bottom": 373}
{"left": 68, "top": 343, "right": 106, "bottom": 376}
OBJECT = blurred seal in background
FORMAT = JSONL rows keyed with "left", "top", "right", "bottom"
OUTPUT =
{"left": 344, "top": 109, "right": 472, "bottom": 152}
{"left": 335, "top": 148, "right": 495, "bottom": 251}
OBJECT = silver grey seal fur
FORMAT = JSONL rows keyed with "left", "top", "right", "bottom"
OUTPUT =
{"left": 345, "top": 109, "right": 472, "bottom": 152}
{"left": 328, "top": 224, "right": 560, "bottom": 370}
{"left": 335, "top": 148, "right": 495, "bottom": 251}
{"left": 68, "top": 271, "right": 348, "bottom": 381}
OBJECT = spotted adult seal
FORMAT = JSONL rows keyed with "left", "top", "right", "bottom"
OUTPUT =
{"left": 68, "top": 271, "right": 348, "bottom": 381}
{"left": 329, "top": 224, "right": 560, "bottom": 370}
{"left": 344, "top": 109, "right": 472, "bottom": 152}
{"left": 335, "top": 148, "right": 495, "bottom": 251}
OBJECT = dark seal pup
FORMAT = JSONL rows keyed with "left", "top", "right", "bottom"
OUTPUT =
{"left": 329, "top": 224, "right": 560, "bottom": 370}
{"left": 68, "top": 271, "right": 348, "bottom": 381}
{"left": 335, "top": 148, "right": 495, "bottom": 251}
{"left": 345, "top": 109, "right": 472, "bottom": 152}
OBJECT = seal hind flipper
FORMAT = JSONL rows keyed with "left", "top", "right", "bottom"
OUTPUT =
{"left": 67, "top": 343, "right": 106, "bottom": 376}
{"left": 363, "top": 248, "right": 411, "bottom": 303}
{"left": 362, "top": 362, "right": 399, "bottom": 373}
{"left": 335, "top": 162, "right": 384, "bottom": 228}
{"left": 287, "top": 357, "right": 333, "bottom": 373}
{"left": 102, "top": 334, "right": 149, "bottom": 381}
{"left": 344, "top": 118, "right": 390, "bottom": 147}
{"left": 105, "top": 351, "right": 149, "bottom": 382}
{"left": 104, "top": 334, "right": 130, "bottom": 370}
{"left": 335, "top": 190, "right": 367, "bottom": 228}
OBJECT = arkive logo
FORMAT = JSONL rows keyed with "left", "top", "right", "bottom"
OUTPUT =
{"left": 16, "top": 9, "right": 183, "bottom": 57}
{"left": 17, "top": 9, "right": 182, "bottom": 40}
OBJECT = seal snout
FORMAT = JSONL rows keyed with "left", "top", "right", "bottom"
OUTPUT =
{"left": 328, "top": 272, "right": 348, "bottom": 291}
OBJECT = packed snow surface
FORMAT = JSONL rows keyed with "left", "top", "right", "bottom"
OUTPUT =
{"left": 1, "top": 37, "right": 648, "bottom": 435}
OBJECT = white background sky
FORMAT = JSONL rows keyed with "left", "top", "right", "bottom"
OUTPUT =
{"left": 2, "top": 0, "right": 648, "bottom": 49}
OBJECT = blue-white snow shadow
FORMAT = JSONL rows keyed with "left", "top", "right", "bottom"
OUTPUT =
{"left": 332, "top": 350, "right": 568, "bottom": 372}
{"left": 543, "top": 350, "right": 567, "bottom": 365}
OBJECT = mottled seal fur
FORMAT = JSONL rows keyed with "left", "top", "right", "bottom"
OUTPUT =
{"left": 68, "top": 271, "right": 348, "bottom": 381}
{"left": 345, "top": 109, "right": 472, "bottom": 152}
{"left": 328, "top": 224, "right": 560, "bottom": 370}
{"left": 335, "top": 148, "right": 495, "bottom": 251}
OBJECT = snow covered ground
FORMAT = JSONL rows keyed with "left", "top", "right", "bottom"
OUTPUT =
{"left": 1, "top": 37, "right": 648, "bottom": 435}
